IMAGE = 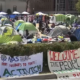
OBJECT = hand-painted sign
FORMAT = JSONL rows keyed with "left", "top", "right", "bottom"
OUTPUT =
{"left": 47, "top": 48, "right": 80, "bottom": 79}
{"left": 0, "top": 52, "right": 43, "bottom": 77}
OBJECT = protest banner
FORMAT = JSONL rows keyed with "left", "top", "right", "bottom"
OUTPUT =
{"left": 47, "top": 48, "right": 80, "bottom": 79}
{"left": 0, "top": 52, "right": 43, "bottom": 77}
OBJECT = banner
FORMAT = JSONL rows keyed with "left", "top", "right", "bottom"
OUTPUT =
{"left": 0, "top": 52, "right": 43, "bottom": 77}
{"left": 48, "top": 48, "right": 80, "bottom": 79}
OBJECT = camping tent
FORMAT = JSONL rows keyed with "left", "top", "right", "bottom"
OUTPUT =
{"left": 48, "top": 25, "right": 70, "bottom": 37}
{"left": 74, "top": 28, "right": 80, "bottom": 41}
{"left": 14, "top": 20, "right": 24, "bottom": 28}
{"left": 2, "top": 19, "right": 13, "bottom": 26}
{"left": 22, "top": 11, "right": 29, "bottom": 14}
{"left": 0, "top": 26, "right": 22, "bottom": 44}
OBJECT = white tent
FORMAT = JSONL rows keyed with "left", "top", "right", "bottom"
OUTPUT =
{"left": 22, "top": 11, "right": 29, "bottom": 14}
{"left": 0, "top": 12, "right": 7, "bottom": 15}
{"left": 36, "top": 12, "right": 47, "bottom": 15}
{"left": 13, "top": 11, "right": 20, "bottom": 14}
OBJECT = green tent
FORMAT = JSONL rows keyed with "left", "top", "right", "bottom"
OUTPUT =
{"left": 18, "top": 22, "right": 37, "bottom": 31}
{"left": 0, "top": 26, "right": 22, "bottom": 44}
{"left": 2, "top": 20, "right": 13, "bottom": 26}
{"left": 14, "top": 20, "right": 24, "bottom": 27}
{"left": 54, "top": 14, "right": 67, "bottom": 22}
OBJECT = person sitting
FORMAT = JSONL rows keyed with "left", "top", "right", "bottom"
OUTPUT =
{"left": 68, "top": 32, "right": 78, "bottom": 42}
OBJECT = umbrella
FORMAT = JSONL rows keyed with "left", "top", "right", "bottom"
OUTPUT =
{"left": 22, "top": 11, "right": 29, "bottom": 14}
{"left": 2, "top": 20, "right": 13, "bottom": 26}
{"left": 0, "top": 12, "right": 7, "bottom": 15}
{"left": 14, "top": 20, "right": 25, "bottom": 27}
{"left": 13, "top": 11, "right": 20, "bottom": 14}
{"left": 48, "top": 25, "right": 70, "bottom": 37}
{"left": 18, "top": 22, "right": 37, "bottom": 31}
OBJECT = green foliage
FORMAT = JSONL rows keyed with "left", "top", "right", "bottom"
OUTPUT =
{"left": 0, "top": 42, "right": 80, "bottom": 73}
{"left": 76, "top": 0, "right": 80, "bottom": 13}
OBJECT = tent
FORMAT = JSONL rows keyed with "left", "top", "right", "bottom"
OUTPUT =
{"left": 74, "top": 28, "right": 80, "bottom": 41}
{"left": 13, "top": 11, "right": 20, "bottom": 14}
{"left": 14, "top": 20, "right": 24, "bottom": 27}
{"left": 16, "top": 22, "right": 37, "bottom": 37}
{"left": 17, "top": 22, "right": 37, "bottom": 31}
{"left": 0, "top": 26, "right": 22, "bottom": 44}
{"left": 48, "top": 25, "right": 70, "bottom": 37}
{"left": 36, "top": 12, "right": 48, "bottom": 16}
{"left": 0, "top": 12, "right": 7, "bottom": 15}
{"left": 22, "top": 11, "right": 29, "bottom": 14}
{"left": 2, "top": 19, "right": 13, "bottom": 26}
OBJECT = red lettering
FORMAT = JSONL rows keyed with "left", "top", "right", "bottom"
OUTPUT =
{"left": 73, "top": 73, "right": 80, "bottom": 77}
{"left": 73, "top": 50, "right": 79, "bottom": 59}
{"left": 54, "top": 52, "right": 60, "bottom": 61}
{"left": 28, "top": 61, "right": 35, "bottom": 65}
{"left": 73, "top": 74, "right": 76, "bottom": 77}
{"left": 9, "top": 63, "right": 21, "bottom": 67}
{"left": 2, "top": 63, "right": 7, "bottom": 66}
{"left": 23, "top": 63, "right": 26, "bottom": 66}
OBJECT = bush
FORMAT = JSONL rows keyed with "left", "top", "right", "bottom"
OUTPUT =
{"left": 0, "top": 42, "right": 80, "bottom": 73}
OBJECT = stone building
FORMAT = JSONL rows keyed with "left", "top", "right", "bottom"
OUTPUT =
{"left": 0, "top": 0, "right": 27, "bottom": 13}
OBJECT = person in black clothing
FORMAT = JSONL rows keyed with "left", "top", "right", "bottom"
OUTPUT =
{"left": 68, "top": 32, "right": 78, "bottom": 42}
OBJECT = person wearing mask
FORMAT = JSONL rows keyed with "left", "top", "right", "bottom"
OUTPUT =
{"left": 68, "top": 32, "right": 78, "bottom": 42}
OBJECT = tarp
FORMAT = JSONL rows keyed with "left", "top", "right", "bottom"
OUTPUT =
{"left": 9, "top": 14, "right": 17, "bottom": 18}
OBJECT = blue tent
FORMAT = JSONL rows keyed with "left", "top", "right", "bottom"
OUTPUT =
{"left": 74, "top": 28, "right": 80, "bottom": 41}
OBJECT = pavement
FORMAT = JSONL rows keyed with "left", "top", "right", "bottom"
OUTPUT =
{"left": 0, "top": 73, "right": 57, "bottom": 80}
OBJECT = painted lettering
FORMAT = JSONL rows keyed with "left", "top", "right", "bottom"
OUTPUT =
{"left": 8, "top": 57, "right": 19, "bottom": 62}
{"left": 3, "top": 65, "right": 41, "bottom": 76}
{"left": 2, "top": 63, "right": 7, "bottom": 66}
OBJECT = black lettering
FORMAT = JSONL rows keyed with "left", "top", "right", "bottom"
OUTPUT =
{"left": 17, "top": 69, "right": 22, "bottom": 74}
{"left": 64, "top": 61, "right": 71, "bottom": 70}
{"left": 71, "top": 59, "right": 78, "bottom": 69}
{"left": 37, "top": 65, "right": 41, "bottom": 72}
{"left": 59, "top": 62, "right": 64, "bottom": 70}
{"left": 76, "top": 59, "right": 80, "bottom": 68}
{"left": 29, "top": 67, "right": 34, "bottom": 73}
{"left": 22, "top": 69, "right": 29, "bottom": 74}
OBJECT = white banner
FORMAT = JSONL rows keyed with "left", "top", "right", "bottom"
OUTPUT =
{"left": 47, "top": 48, "right": 80, "bottom": 79}
{"left": 0, "top": 52, "right": 43, "bottom": 77}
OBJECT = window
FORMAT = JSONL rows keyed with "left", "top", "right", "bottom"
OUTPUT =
{"left": 13, "top": 6, "right": 17, "bottom": 11}
{"left": 0, "top": 4, "right": 2, "bottom": 12}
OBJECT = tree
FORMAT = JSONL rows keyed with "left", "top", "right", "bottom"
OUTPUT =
{"left": 6, "top": 9, "right": 12, "bottom": 15}
{"left": 76, "top": 0, "right": 80, "bottom": 13}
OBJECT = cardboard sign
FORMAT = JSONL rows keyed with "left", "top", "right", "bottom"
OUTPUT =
{"left": 0, "top": 53, "right": 43, "bottom": 77}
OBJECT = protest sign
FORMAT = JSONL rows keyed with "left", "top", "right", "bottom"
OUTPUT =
{"left": 47, "top": 48, "right": 80, "bottom": 79}
{"left": 0, "top": 52, "right": 43, "bottom": 77}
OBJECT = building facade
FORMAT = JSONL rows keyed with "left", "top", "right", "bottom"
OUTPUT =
{"left": 55, "top": 0, "right": 78, "bottom": 14}
{"left": 28, "top": 0, "right": 55, "bottom": 13}
{"left": 0, "top": 0, "right": 78, "bottom": 14}
{"left": 29, "top": 0, "right": 78, "bottom": 14}
{"left": 0, "top": 0, "right": 27, "bottom": 13}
